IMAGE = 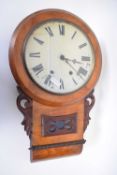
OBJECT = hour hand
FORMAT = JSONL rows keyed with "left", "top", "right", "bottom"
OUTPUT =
{"left": 71, "top": 59, "right": 81, "bottom": 64}
{"left": 60, "top": 54, "right": 70, "bottom": 62}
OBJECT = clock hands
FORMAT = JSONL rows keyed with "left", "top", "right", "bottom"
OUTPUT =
{"left": 65, "top": 59, "right": 78, "bottom": 73}
{"left": 60, "top": 54, "right": 85, "bottom": 81}
{"left": 60, "top": 55, "right": 82, "bottom": 64}
{"left": 60, "top": 54, "right": 78, "bottom": 74}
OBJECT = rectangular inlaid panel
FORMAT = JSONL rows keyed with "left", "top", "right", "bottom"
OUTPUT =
{"left": 42, "top": 113, "right": 77, "bottom": 136}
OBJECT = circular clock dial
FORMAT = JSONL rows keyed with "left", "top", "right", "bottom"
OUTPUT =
{"left": 24, "top": 20, "right": 95, "bottom": 94}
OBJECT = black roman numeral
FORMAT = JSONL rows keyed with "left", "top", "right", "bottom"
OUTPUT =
{"left": 45, "top": 27, "right": 54, "bottom": 37}
{"left": 72, "top": 78, "right": 78, "bottom": 85}
{"left": 81, "top": 56, "right": 90, "bottom": 61}
{"left": 44, "top": 75, "right": 52, "bottom": 85}
{"left": 71, "top": 31, "right": 77, "bottom": 39}
{"left": 32, "top": 64, "right": 44, "bottom": 75}
{"left": 60, "top": 78, "right": 64, "bottom": 89}
{"left": 29, "top": 52, "right": 40, "bottom": 58}
{"left": 79, "top": 43, "right": 87, "bottom": 49}
{"left": 59, "top": 24, "right": 65, "bottom": 35}
{"left": 77, "top": 67, "right": 88, "bottom": 76}
{"left": 33, "top": 37, "right": 44, "bottom": 45}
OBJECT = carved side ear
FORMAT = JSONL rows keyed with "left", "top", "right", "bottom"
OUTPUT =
{"left": 84, "top": 89, "right": 95, "bottom": 131}
{"left": 17, "top": 86, "right": 32, "bottom": 138}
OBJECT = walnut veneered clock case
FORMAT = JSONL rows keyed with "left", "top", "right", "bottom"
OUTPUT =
{"left": 9, "top": 9, "right": 102, "bottom": 161}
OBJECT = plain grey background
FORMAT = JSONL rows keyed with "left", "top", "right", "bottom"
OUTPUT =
{"left": 0, "top": 0, "right": 117, "bottom": 175}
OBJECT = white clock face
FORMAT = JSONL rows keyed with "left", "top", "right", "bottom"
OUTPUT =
{"left": 24, "top": 20, "right": 95, "bottom": 94}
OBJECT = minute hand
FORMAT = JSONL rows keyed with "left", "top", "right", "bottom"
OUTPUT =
{"left": 65, "top": 60, "right": 78, "bottom": 73}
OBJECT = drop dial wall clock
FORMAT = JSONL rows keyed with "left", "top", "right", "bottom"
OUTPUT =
{"left": 9, "top": 9, "right": 102, "bottom": 161}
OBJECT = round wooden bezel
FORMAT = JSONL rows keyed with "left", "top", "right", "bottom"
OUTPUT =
{"left": 9, "top": 9, "right": 102, "bottom": 106}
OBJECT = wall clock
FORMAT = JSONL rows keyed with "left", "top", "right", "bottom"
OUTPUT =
{"left": 9, "top": 9, "right": 102, "bottom": 161}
